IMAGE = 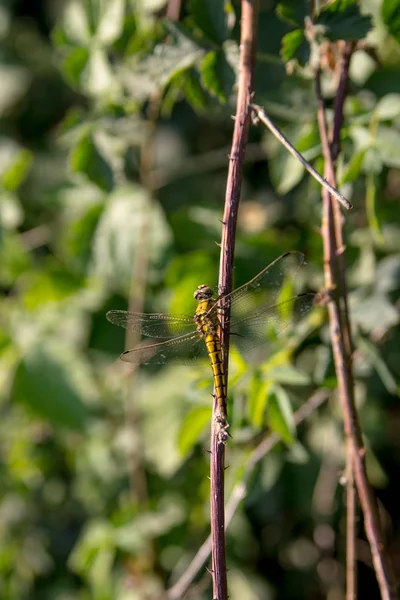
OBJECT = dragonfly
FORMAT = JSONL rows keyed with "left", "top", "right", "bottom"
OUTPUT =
{"left": 107, "top": 252, "right": 316, "bottom": 441}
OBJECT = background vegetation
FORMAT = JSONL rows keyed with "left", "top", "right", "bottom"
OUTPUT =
{"left": 1, "top": 0, "right": 400, "bottom": 598}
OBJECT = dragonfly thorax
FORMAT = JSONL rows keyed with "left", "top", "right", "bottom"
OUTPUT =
{"left": 194, "top": 284, "right": 214, "bottom": 301}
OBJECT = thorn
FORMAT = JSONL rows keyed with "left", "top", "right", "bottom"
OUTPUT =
{"left": 204, "top": 447, "right": 212, "bottom": 454}
{"left": 230, "top": 115, "right": 236, "bottom": 121}
{"left": 206, "top": 566, "right": 213, "bottom": 575}
{"left": 215, "top": 241, "right": 222, "bottom": 248}
{"left": 224, "top": 465, "right": 230, "bottom": 471}
{"left": 219, "top": 219, "right": 226, "bottom": 225}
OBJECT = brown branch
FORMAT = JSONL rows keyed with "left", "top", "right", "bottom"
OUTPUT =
{"left": 167, "top": 389, "right": 330, "bottom": 600}
{"left": 315, "top": 45, "right": 397, "bottom": 600}
{"left": 327, "top": 46, "right": 358, "bottom": 600}
{"left": 249, "top": 102, "right": 352, "bottom": 210}
{"left": 346, "top": 465, "right": 357, "bottom": 600}
{"left": 209, "top": 1, "right": 258, "bottom": 599}
{"left": 166, "top": 0, "right": 182, "bottom": 21}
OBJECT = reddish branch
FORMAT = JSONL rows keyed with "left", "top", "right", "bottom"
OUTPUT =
{"left": 316, "top": 42, "right": 397, "bottom": 600}
{"left": 167, "top": 389, "right": 329, "bottom": 600}
{"left": 210, "top": 1, "right": 258, "bottom": 599}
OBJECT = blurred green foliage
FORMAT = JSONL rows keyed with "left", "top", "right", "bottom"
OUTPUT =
{"left": 1, "top": 1, "right": 400, "bottom": 599}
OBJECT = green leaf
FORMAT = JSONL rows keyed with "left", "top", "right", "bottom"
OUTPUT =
{"left": 357, "top": 335, "right": 399, "bottom": 396}
{"left": 62, "top": 47, "right": 90, "bottom": 87}
{"left": 316, "top": 0, "right": 373, "bottom": 42}
{"left": 167, "top": 251, "right": 215, "bottom": 315}
{"left": 22, "top": 265, "right": 83, "bottom": 308}
{"left": 276, "top": 0, "right": 310, "bottom": 27}
{"left": 382, "top": 0, "right": 400, "bottom": 44}
{"left": 365, "top": 172, "right": 384, "bottom": 244}
{"left": 375, "top": 93, "right": 400, "bottom": 120}
{"left": 0, "top": 232, "right": 30, "bottom": 286}
{"left": 125, "top": 22, "right": 204, "bottom": 100}
{"left": 267, "top": 365, "right": 311, "bottom": 385}
{"left": 61, "top": 198, "right": 104, "bottom": 273}
{"left": 11, "top": 344, "right": 91, "bottom": 430}
{"left": 177, "top": 406, "right": 211, "bottom": 455}
{"left": 200, "top": 50, "right": 235, "bottom": 103}
{"left": 375, "top": 125, "right": 400, "bottom": 168}
{"left": 340, "top": 149, "right": 366, "bottom": 184}
{"left": 281, "top": 29, "right": 310, "bottom": 66}
{"left": 0, "top": 192, "right": 23, "bottom": 230}
{"left": 83, "top": 47, "right": 114, "bottom": 95}
{"left": 352, "top": 294, "right": 399, "bottom": 333}
{"left": 183, "top": 68, "right": 209, "bottom": 110}
{"left": 61, "top": 0, "right": 91, "bottom": 45}
{"left": 267, "top": 385, "right": 296, "bottom": 445}
{"left": 1, "top": 148, "right": 32, "bottom": 191}
{"left": 92, "top": 185, "right": 172, "bottom": 293}
{"left": 70, "top": 133, "right": 114, "bottom": 191}
{"left": 248, "top": 375, "right": 271, "bottom": 427}
{"left": 363, "top": 147, "right": 383, "bottom": 174}
{"left": 95, "top": 0, "right": 125, "bottom": 45}
{"left": 375, "top": 255, "right": 400, "bottom": 294}
{"left": 189, "top": 0, "right": 233, "bottom": 45}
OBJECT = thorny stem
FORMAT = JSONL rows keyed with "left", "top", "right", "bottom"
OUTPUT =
{"left": 167, "top": 390, "right": 330, "bottom": 600}
{"left": 210, "top": 1, "right": 258, "bottom": 599}
{"left": 316, "top": 44, "right": 397, "bottom": 600}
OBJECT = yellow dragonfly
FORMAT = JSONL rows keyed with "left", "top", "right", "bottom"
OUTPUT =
{"left": 107, "top": 252, "right": 315, "bottom": 440}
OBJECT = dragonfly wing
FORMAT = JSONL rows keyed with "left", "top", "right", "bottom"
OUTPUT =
{"left": 106, "top": 310, "right": 195, "bottom": 338}
{"left": 229, "top": 292, "right": 316, "bottom": 355}
{"left": 214, "top": 251, "right": 306, "bottom": 320}
{"left": 121, "top": 333, "right": 208, "bottom": 365}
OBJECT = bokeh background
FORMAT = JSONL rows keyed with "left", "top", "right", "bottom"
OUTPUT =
{"left": 1, "top": 1, "right": 400, "bottom": 599}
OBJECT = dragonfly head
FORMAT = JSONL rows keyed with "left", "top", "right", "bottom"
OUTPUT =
{"left": 194, "top": 284, "right": 213, "bottom": 301}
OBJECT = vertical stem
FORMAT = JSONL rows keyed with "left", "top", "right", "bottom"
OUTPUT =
{"left": 316, "top": 63, "right": 357, "bottom": 600}
{"left": 316, "top": 44, "right": 397, "bottom": 599}
{"left": 210, "top": 1, "right": 258, "bottom": 598}
{"left": 346, "top": 466, "right": 357, "bottom": 600}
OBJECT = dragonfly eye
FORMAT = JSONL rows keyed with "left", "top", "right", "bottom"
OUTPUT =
{"left": 194, "top": 284, "right": 213, "bottom": 300}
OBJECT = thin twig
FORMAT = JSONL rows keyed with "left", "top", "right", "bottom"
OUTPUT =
{"left": 315, "top": 65, "right": 357, "bottom": 600}
{"left": 209, "top": 1, "right": 258, "bottom": 599}
{"left": 323, "top": 43, "right": 358, "bottom": 600}
{"left": 167, "top": 389, "right": 330, "bottom": 600}
{"left": 249, "top": 102, "right": 352, "bottom": 211}
{"left": 316, "top": 48, "right": 397, "bottom": 600}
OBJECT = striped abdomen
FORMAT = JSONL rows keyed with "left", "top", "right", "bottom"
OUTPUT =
{"left": 205, "top": 333, "right": 227, "bottom": 424}
{"left": 194, "top": 297, "right": 228, "bottom": 428}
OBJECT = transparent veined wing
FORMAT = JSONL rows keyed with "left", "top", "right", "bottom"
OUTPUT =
{"left": 119, "top": 332, "right": 208, "bottom": 365}
{"left": 107, "top": 251, "right": 315, "bottom": 364}
{"left": 213, "top": 251, "right": 306, "bottom": 320}
{"left": 211, "top": 252, "right": 315, "bottom": 355}
{"left": 106, "top": 310, "right": 196, "bottom": 338}
{"left": 228, "top": 292, "right": 316, "bottom": 355}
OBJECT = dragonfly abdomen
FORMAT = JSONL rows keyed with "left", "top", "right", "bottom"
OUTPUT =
{"left": 205, "top": 333, "right": 227, "bottom": 423}
{"left": 194, "top": 297, "right": 228, "bottom": 427}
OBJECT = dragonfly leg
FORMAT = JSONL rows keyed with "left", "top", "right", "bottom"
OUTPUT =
{"left": 215, "top": 416, "right": 229, "bottom": 444}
